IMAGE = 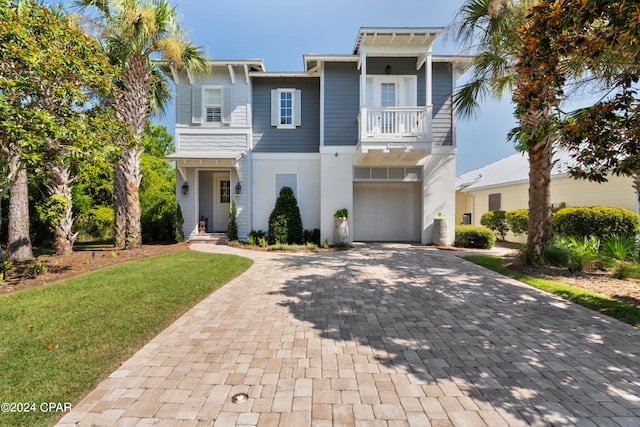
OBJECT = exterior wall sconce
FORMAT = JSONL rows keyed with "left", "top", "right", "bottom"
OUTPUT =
{"left": 235, "top": 182, "right": 242, "bottom": 195}
{"left": 181, "top": 182, "right": 189, "bottom": 195}
{"left": 385, "top": 65, "right": 391, "bottom": 74}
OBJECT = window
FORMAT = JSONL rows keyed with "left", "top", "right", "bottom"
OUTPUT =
{"left": 280, "top": 91, "right": 293, "bottom": 125}
{"left": 220, "top": 180, "right": 230, "bottom": 204}
{"left": 271, "top": 89, "right": 301, "bottom": 128}
{"left": 191, "top": 86, "right": 231, "bottom": 124}
{"left": 204, "top": 88, "right": 222, "bottom": 123}
{"left": 275, "top": 174, "right": 297, "bottom": 198}
{"left": 488, "top": 193, "right": 501, "bottom": 211}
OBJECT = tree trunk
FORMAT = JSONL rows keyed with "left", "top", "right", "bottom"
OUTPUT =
{"left": 525, "top": 137, "right": 554, "bottom": 265}
{"left": 122, "top": 147, "right": 143, "bottom": 249}
{"left": 113, "top": 161, "right": 126, "bottom": 249}
{"left": 113, "top": 53, "right": 151, "bottom": 250}
{"left": 8, "top": 166, "right": 33, "bottom": 262}
{"left": 48, "top": 161, "right": 76, "bottom": 255}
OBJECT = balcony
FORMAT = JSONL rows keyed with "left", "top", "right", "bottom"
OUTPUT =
{"left": 359, "top": 106, "right": 432, "bottom": 142}
{"left": 357, "top": 106, "right": 432, "bottom": 164}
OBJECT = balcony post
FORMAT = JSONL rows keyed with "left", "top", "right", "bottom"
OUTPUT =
{"left": 425, "top": 46, "right": 433, "bottom": 141}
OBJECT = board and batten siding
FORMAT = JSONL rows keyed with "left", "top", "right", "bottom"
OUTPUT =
{"left": 177, "top": 133, "right": 247, "bottom": 153}
{"left": 175, "top": 66, "right": 249, "bottom": 127}
{"left": 432, "top": 62, "right": 453, "bottom": 146}
{"left": 252, "top": 77, "right": 320, "bottom": 153}
{"left": 324, "top": 62, "right": 360, "bottom": 146}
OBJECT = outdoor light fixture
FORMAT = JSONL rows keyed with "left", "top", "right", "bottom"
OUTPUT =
{"left": 235, "top": 181, "right": 242, "bottom": 195}
{"left": 181, "top": 182, "right": 189, "bottom": 195}
{"left": 385, "top": 64, "right": 391, "bottom": 74}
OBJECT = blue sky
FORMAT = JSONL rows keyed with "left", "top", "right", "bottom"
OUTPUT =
{"left": 46, "top": 0, "right": 519, "bottom": 174}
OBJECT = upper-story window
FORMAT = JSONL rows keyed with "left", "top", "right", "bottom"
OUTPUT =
{"left": 192, "top": 86, "right": 232, "bottom": 125}
{"left": 271, "top": 89, "right": 301, "bottom": 129}
{"left": 204, "top": 88, "right": 222, "bottom": 123}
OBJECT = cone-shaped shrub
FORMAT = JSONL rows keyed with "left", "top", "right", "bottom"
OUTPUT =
{"left": 268, "top": 186, "right": 303, "bottom": 244}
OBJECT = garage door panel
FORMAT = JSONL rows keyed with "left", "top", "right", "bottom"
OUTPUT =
{"left": 353, "top": 182, "right": 421, "bottom": 241}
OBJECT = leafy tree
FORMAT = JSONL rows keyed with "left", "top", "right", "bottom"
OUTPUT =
{"left": 227, "top": 199, "right": 238, "bottom": 242}
{"left": 553, "top": 2, "right": 640, "bottom": 202}
{"left": 480, "top": 210, "right": 509, "bottom": 241}
{"left": 76, "top": 0, "right": 206, "bottom": 250}
{"left": 268, "top": 187, "right": 303, "bottom": 245}
{"left": 0, "top": 1, "right": 124, "bottom": 257}
{"left": 512, "top": 0, "right": 640, "bottom": 263}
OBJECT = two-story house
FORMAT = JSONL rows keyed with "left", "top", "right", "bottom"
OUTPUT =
{"left": 166, "top": 27, "right": 470, "bottom": 244}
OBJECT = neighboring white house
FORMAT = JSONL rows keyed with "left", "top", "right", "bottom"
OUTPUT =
{"left": 456, "top": 148, "right": 639, "bottom": 240}
{"left": 166, "top": 27, "right": 471, "bottom": 244}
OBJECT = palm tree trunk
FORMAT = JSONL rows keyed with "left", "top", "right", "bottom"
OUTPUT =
{"left": 48, "top": 161, "right": 76, "bottom": 255}
{"left": 122, "top": 147, "right": 142, "bottom": 249}
{"left": 8, "top": 166, "right": 33, "bottom": 262}
{"left": 113, "top": 53, "right": 151, "bottom": 250}
{"left": 523, "top": 112, "right": 554, "bottom": 265}
{"left": 113, "top": 161, "right": 126, "bottom": 249}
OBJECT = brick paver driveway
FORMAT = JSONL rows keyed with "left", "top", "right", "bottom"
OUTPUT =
{"left": 58, "top": 243, "right": 640, "bottom": 426}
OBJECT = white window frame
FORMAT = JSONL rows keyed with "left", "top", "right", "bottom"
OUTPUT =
{"left": 271, "top": 88, "right": 302, "bottom": 129}
{"left": 203, "top": 87, "right": 222, "bottom": 124}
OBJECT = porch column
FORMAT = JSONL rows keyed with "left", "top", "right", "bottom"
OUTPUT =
{"left": 425, "top": 46, "right": 433, "bottom": 142}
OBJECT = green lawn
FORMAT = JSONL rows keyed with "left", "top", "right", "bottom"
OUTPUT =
{"left": 0, "top": 250, "right": 252, "bottom": 427}
{"left": 464, "top": 255, "right": 640, "bottom": 327}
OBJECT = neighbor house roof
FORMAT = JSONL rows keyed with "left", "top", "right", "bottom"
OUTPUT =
{"left": 456, "top": 148, "right": 578, "bottom": 192}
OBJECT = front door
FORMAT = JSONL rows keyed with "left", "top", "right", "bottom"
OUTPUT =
{"left": 214, "top": 174, "right": 230, "bottom": 231}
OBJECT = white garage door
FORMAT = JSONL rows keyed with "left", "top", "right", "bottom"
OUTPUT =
{"left": 353, "top": 182, "right": 422, "bottom": 242}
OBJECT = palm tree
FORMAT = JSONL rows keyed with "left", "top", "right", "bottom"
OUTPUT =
{"left": 453, "top": 0, "right": 555, "bottom": 264}
{"left": 76, "top": 0, "right": 206, "bottom": 249}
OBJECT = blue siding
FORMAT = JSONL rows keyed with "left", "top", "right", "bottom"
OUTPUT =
{"left": 324, "top": 62, "right": 360, "bottom": 147}
{"left": 252, "top": 77, "right": 320, "bottom": 153}
{"left": 432, "top": 62, "right": 453, "bottom": 146}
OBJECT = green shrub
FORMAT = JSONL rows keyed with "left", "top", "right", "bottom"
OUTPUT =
{"left": 506, "top": 209, "right": 528, "bottom": 235}
{"left": 75, "top": 205, "right": 114, "bottom": 242}
{"left": 303, "top": 228, "right": 321, "bottom": 246}
{"left": 268, "top": 187, "right": 303, "bottom": 244}
{"left": 227, "top": 199, "right": 238, "bottom": 241}
{"left": 601, "top": 234, "right": 637, "bottom": 262}
{"left": 612, "top": 262, "right": 640, "bottom": 280}
{"left": 480, "top": 210, "right": 509, "bottom": 241}
{"left": 553, "top": 206, "right": 640, "bottom": 240}
{"left": 270, "top": 214, "right": 289, "bottom": 245}
{"left": 543, "top": 243, "right": 570, "bottom": 267}
{"left": 554, "top": 235, "right": 600, "bottom": 272}
{"left": 454, "top": 225, "right": 495, "bottom": 249}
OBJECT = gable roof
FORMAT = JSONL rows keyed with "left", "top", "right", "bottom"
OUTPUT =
{"left": 456, "top": 148, "right": 578, "bottom": 192}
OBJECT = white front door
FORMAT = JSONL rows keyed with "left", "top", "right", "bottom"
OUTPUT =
{"left": 214, "top": 174, "right": 231, "bottom": 231}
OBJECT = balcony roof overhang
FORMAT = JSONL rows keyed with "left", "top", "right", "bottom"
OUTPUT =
{"left": 356, "top": 141, "right": 431, "bottom": 165}
{"left": 353, "top": 27, "right": 444, "bottom": 55}
{"left": 165, "top": 151, "right": 244, "bottom": 180}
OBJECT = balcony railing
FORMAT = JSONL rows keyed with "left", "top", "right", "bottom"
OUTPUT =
{"left": 359, "top": 107, "right": 432, "bottom": 141}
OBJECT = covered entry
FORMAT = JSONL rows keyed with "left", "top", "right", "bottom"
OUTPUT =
{"left": 353, "top": 166, "right": 422, "bottom": 241}
{"left": 198, "top": 171, "right": 231, "bottom": 232}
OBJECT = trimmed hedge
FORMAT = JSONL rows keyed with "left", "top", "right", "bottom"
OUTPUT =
{"left": 505, "top": 209, "right": 529, "bottom": 235}
{"left": 454, "top": 225, "right": 495, "bottom": 249}
{"left": 480, "top": 210, "right": 508, "bottom": 240}
{"left": 553, "top": 206, "right": 640, "bottom": 239}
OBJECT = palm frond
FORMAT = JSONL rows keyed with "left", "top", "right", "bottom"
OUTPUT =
{"left": 73, "top": 0, "right": 110, "bottom": 16}
{"left": 148, "top": 64, "right": 171, "bottom": 117}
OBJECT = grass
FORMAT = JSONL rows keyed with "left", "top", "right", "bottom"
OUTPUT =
{"left": 464, "top": 255, "right": 640, "bottom": 328}
{"left": 0, "top": 250, "right": 252, "bottom": 427}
